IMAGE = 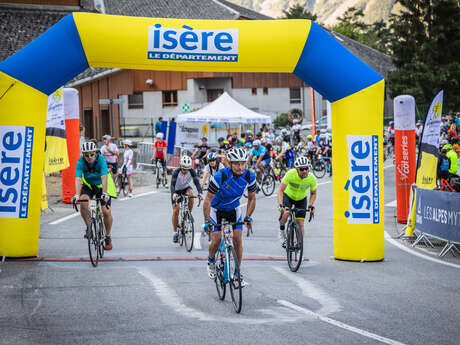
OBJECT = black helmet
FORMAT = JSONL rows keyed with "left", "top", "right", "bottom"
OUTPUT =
{"left": 218, "top": 137, "right": 224, "bottom": 142}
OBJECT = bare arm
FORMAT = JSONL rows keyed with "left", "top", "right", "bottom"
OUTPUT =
{"left": 277, "top": 182, "right": 287, "bottom": 206}
{"left": 201, "top": 171, "right": 209, "bottom": 188}
{"left": 246, "top": 191, "right": 256, "bottom": 218}
{"left": 101, "top": 174, "right": 108, "bottom": 194}
{"left": 309, "top": 189, "right": 317, "bottom": 207}
{"left": 75, "top": 177, "right": 82, "bottom": 197}
{"left": 203, "top": 191, "right": 215, "bottom": 222}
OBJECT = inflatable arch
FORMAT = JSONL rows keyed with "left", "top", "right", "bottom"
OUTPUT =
{"left": 0, "top": 13, "right": 384, "bottom": 260}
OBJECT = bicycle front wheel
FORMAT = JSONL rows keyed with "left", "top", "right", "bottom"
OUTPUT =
{"left": 261, "top": 174, "right": 275, "bottom": 196}
{"left": 312, "top": 161, "right": 326, "bottom": 178}
{"left": 286, "top": 223, "right": 303, "bottom": 272}
{"left": 87, "top": 219, "right": 99, "bottom": 267}
{"left": 228, "top": 246, "right": 242, "bottom": 313}
{"left": 215, "top": 253, "right": 226, "bottom": 301}
{"left": 97, "top": 212, "right": 105, "bottom": 259}
{"left": 184, "top": 212, "right": 194, "bottom": 252}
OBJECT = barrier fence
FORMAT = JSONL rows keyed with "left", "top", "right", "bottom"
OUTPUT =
{"left": 413, "top": 187, "right": 460, "bottom": 257}
{"left": 135, "top": 142, "right": 194, "bottom": 171}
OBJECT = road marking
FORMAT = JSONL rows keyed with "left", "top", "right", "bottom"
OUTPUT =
{"left": 384, "top": 232, "right": 460, "bottom": 270}
{"left": 273, "top": 266, "right": 341, "bottom": 316}
{"left": 385, "top": 200, "right": 397, "bottom": 207}
{"left": 119, "top": 190, "right": 157, "bottom": 201}
{"left": 49, "top": 213, "right": 79, "bottom": 225}
{"left": 137, "top": 268, "right": 302, "bottom": 324}
{"left": 8, "top": 256, "right": 295, "bottom": 262}
{"left": 278, "top": 300, "right": 407, "bottom": 345}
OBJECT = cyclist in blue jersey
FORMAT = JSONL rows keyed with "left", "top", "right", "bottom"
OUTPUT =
{"left": 276, "top": 139, "right": 296, "bottom": 169}
{"left": 72, "top": 141, "right": 114, "bottom": 250}
{"left": 203, "top": 148, "right": 257, "bottom": 287}
{"left": 248, "top": 139, "right": 269, "bottom": 181}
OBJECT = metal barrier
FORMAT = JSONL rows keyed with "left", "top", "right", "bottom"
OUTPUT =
{"left": 135, "top": 142, "right": 194, "bottom": 171}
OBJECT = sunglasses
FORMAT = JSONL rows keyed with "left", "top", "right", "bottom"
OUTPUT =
{"left": 298, "top": 167, "right": 309, "bottom": 172}
{"left": 84, "top": 153, "right": 95, "bottom": 158}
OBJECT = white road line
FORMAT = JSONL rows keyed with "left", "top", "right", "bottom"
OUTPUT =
{"left": 278, "top": 300, "right": 407, "bottom": 345}
{"left": 49, "top": 213, "right": 79, "bottom": 225}
{"left": 385, "top": 200, "right": 397, "bottom": 207}
{"left": 273, "top": 266, "right": 341, "bottom": 316}
{"left": 384, "top": 232, "right": 460, "bottom": 270}
{"left": 119, "top": 190, "right": 157, "bottom": 201}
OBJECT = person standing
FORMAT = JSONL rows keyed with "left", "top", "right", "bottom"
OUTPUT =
{"left": 101, "top": 134, "right": 119, "bottom": 182}
{"left": 155, "top": 117, "right": 163, "bottom": 135}
{"left": 122, "top": 140, "right": 134, "bottom": 197}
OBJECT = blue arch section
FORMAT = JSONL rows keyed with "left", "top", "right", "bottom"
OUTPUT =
{"left": 293, "top": 22, "right": 383, "bottom": 103}
{"left": 0, "top": 14, "right": 88, "bottom": 96}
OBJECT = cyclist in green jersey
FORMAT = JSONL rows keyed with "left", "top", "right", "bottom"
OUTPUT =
{"left": 277, "top": 156, "right": 317, "bottom": 248}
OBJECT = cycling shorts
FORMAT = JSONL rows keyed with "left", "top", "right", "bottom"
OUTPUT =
{"left": 210, "top": 206, "right": 243, "bottom": 231}
{"left": 80, "top": 184, "right": 112, "bottom": 207}
{"left": 171, "top": 187, "right": 192, "bottom": 204}
{"left": 262, "top": 158, "right": 271, "bottom": 167}
{"left": 282, "top": 193, "right": 306, "bottom": 219}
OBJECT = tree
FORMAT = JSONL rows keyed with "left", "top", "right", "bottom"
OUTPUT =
{"left": 282, "top": 3, "right": 317, "bottom": 21}
{"left": 388, "top": 0, "right": 460, "bottom": 112}
{"left": 273, "top": 113, "right": 289, "bottom": 129}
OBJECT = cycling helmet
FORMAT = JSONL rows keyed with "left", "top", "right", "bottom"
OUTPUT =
{"left": 440, "top": 139, "right": 448, "bottom": 146}
{"left": 246, "top": 130, "right": 253, "bottom": 135}
{"left": 319, "top": 134, "right": 326, "bottom": 139}
{"left": 102, "top": 134, "right": 111, "bottom": 140}
{"left": 81, "top": 141, "right": 97, "bottom": 153}
{"left": 389, "top": 121, "right": 395, "bottom": 125}
{"left": 281, "top": 128, "right": 288, "bottom": 135}
{"left": 208, "top": 152, "right": 217, "bottom": 161}
{"left": 218, "top": 137, "right": 225, "bottom": 143}
{"left": 307, "top": 135, "right": 313, "bottom": 140}
{"left": 253, "top": 139, "right": 261, "bottom": 146}
{"left": 275, "top": 136, "right": 283, "bottom": 144}
{"left": 156, "top": 132, "right": 164, "bottom": 139}
{"left": 294, "top": 156, "right": 311, "bottom": 169}
{"left": 443, "top": 144, "right": 452, "bottom": 151}
{"left": 227, "top": 148, "right": 248, "bottom": 162}
{"left": 261, "top": 137, "right": 267, "bottom": 144}
{"left": 180, "top": 155, "right": 193, "bottom": 168}
{"left": 124, "top": 139, "right": 133, "bottom": 146}
{"left": 256, "top": 132, "right": 262, "bottom": 138}
{"left": 201, "top": 137, "right": 208, "bottom": 141}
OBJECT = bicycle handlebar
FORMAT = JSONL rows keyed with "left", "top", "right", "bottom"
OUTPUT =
{"left": 173, "top": 194, "right": 202, "bottom": 207}
{"left": 72, "top": 197, "right": 110, "bottom": 212}
{"left": 279, "top": 206, "right": 315, "bottom": 222}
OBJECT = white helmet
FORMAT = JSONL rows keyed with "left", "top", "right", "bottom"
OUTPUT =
{"left": 180, "top": 155, "right": 192, "bottom": 168}
{"left": 281, "top": 128, "right": 288, "bottom": 135}
{"left": 156, "top": 132, "right": 164, "bottom": 139}
{"left": 294, "top": 156, "right": 311, "bottom": 169}
{"left": 319, "top": 134, "right": 327, "bottom": 139}
{"left": 227, "top": 148, "right": 248, "bottom": 162}
{"left": 260, "top": 137, "right": 267, "bottom": 144}
{"left": 275, "top": 136, "right": 283, "bottom": 144}
{"left": 81, "top": 141, "right": 97, "bottom": 153}
{"left": 102, "top": 134, "right": 111, "bottom": 140}
{"left": 124, "top": 139, "right": 133, "bottom": 146}
{"left": 253, "top": 139, "right": 261, "bottom": 146}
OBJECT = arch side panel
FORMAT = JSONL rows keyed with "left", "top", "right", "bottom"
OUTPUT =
{"left": 0, "top": 72, "right": 48, "bottom": 257}
{"left": 293, "top": 22, "right": 383, "bottom": 103}
{"left": 73, "top": 13, "right": 310, "bottom": 73}
{"left": 0, "top": 14, "right": 89, "bottom": 96}
{"left": 331, "top": 80, "right": 385, "bottom": 261}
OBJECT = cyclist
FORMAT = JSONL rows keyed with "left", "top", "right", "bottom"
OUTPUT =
{"left": 171, "top": 155, "right": 203, "bottom": 243}
{"left": 152, "top": 132, "right": 168, "bottom": 188}
{"left": 281, "top": 128, "right": 291, "bottom": 145}
{"left": 203, "top": 148, "right": 256, "bottom": 286}
{"left": 101, "top": 134, "right": 119, "bottom": 182}
{"left": 388, "top": 121, "right": 395, "bottom": 148}
{"left": 201, "top": 152, "right": 225, "bottom": 189}
{"left": 192, "top": 137, "right": 210, "bottom": 167}
{"left": 247, "top": 139, "right": 268, "bottom": 181}
{"left": 245, "top": 130, "right": 254, "bottom": 144}
{"left": 121, "top": 139, "right": 134, "bottom": 197}
{"left": 72, "top": 142, "right": 113, "bottom": 250}
{"left": 443, "top": 144, "right": 458, "bottom": 177}
{"left": 277, "top": 156, "right": 317, "bottom": 248}
{"left": 276, "top": 139, "right": 296, "bottom": 169}
{"left": 305, "top": 134, "right": 316, "bottom": 160}
{"left": 291, "top": 119, "right": 302, "bottom": 145}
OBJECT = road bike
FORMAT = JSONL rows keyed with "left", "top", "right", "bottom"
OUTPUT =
{"left": 243, "top": 169, "right": 276, "bottom": 198}
{"left": 312, "top": 154, "right": 332, "bottom": 178}
{"left": 154, "top": 159, "right": 168, "bottom": 188}
{"left": 280, "top": 205, "right": 314, "bottom": 272}
{"left": 174, "top": 195, "right": 201, "bottom": 252}
{"left": 116, "top": 166, "right": 129, "bottom": 197}
{"left": 73, "top": 197, "right": 107, "bottom": 267}
{"left": 213, "top": 220, "right": 245, "bottom": 313}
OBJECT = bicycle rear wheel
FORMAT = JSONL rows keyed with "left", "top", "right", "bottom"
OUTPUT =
{"left": 184, "top": 211, "right": 194, "bottom": 252}
{"left": 215, "top": 253, "right": 226, "bottom": 300}
{"left": 97, "top": 212, "right": 105, "bottom": 258}
{"left": 286, "top": 222, "right": 303, "bottom": 272}
{"left": 228, "top": 246, "right": 242, "bottom": 313}
{"left": 87, "top": 219, "right": 99, "bottom": 267}
{"left": 122, "top": 177, "right": 128, "bottom": 196}
{"left": 261, "top": 174, "right": 275, "bottom": 196}
{"left": 312, "top": 161, "right": 326, "bottom": 178}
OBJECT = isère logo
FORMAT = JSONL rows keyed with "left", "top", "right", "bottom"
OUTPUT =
{"left": 148, "top": 24, "right": 239, "bottom": 62}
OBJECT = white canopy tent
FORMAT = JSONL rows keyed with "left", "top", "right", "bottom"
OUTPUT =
{"left": 176, "top": 92, "right": 271, "bottom": 123}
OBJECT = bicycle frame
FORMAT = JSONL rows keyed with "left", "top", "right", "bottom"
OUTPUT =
{"left": 215, "top": 220, "right": 243, "bottom": 284}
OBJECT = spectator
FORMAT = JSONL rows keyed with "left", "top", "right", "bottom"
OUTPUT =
{"left": 101, "top": 134, "right": 119, "bottom": 182}
{"left": 155, "top": 117, "right": 163, "bottom": 135}
{"left": 79, "top": 125, "right": 86, "bottom": 154}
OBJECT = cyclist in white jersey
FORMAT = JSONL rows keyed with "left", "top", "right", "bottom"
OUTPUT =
{"left": 121, "top": 139, "right": 134, "bottom": 197}
{"left": 201, "top": 152, "right": 225, "bottom": 189}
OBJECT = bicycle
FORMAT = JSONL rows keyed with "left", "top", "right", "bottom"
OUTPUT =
{"left": 154, "top": 159, "right": 168, "bottom": 188}
{"left": 174, "top": 195, "right": 201, "bottom": 252}
{"left": 312, "top": 154, "right": 332, "bottom": 178}
{"left": 212, "top": 220, "right": 245, "bottom": 313}
{"left": 116, "top": 166, "right": 129, "bottom": 197}
{"left": 73, "top": 197, "right": 107, "bottom": 267}
{"left": 280, "top": 205, "right": 314, "bottom": 272}
{"left": 243, "top": 169, "right": 276, "bottom": 198}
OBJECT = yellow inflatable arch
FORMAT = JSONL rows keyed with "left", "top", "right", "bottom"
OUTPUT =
{"left": 0, "top": 13, "right": 384, "bottom": 260}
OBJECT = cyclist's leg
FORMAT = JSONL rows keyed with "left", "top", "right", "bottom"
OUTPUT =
{"left": 232, "top": 207, "right": 244, "bottom": 265}
{"left": 208, "top": 208, "right": 222, "bottom": 258}
{"left": 100, "top": 191, "right": 113, "bottom": 237}
{"left": 294, "top": 198, "right": 307, "bottom": 237}
{"left": 171, "top": 194, "right": 180, "bottom": 232}
{"left": 280, "top": 193, "right": 293, "bottom": 227}
{"left": 162, "top": 159, "right": 168, "bottom": 182}
{"left": 185, "top": 187, "right": 194, "bottom": 211}
{"left": 79, "top": 185, "right": 92, "bottom": 228}
{"left": 126, "top": 166, "right": 134, "bottom": 195}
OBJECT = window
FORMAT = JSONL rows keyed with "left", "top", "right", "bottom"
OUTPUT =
{"left": 263, "top": 87, "right": 268, "bottom": 95}
{"left": 128, "top": 92, "right": 143, "bottom": 109}
{"left": 289, "top": 88, "right": 301, "bottom": 104}
{"left": 101, "top": 109, "right": 110, "bottom": 136}
{"left": 84, "top": 109, "right": 94, "bottom": 139}
{"left": 207, "top": 89, "right": 223, "bottom": 102}
{"left": 162, "top": 90, "right": 178, "bottom": 107}
{"left": 251, "top": 88, "right": 257, "bottom": 95}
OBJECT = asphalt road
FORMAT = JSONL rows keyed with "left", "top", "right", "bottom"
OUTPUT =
{"left": 1, "top": 165, "right": 460, "bottom": 345}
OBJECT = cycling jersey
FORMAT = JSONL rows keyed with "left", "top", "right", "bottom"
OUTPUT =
{"left": 208, "top": 167, "right": 256, "bottom": 211}
{"left": 220, "top": 142, "right": 232, "bottom": 151}
{"left": 100, "top": 143, "right": 119, "bottom": 164}
{"left": 282, "top": 169, "right": 317, "bottom": 201}
{"left": 76, "top": 153, "right": 108, "bottom": 186}
{"left": 196, "top": 144, "right": 210, "bottom": 159}
{"left": 170, "top": 168, "right": 202, "bottom": 194}
{"left": 154, "top": 140, "right": 167, "bottom": 159}
{"left": 122, "top": 148, "right": 134, "bottom": 176}
{"left": 251, "top": 145, "right": 267, "bottom": 157}
{"left": 204, "top": 162, "right": 225, "bottom": 176}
